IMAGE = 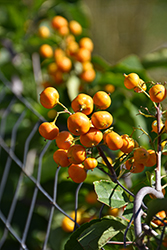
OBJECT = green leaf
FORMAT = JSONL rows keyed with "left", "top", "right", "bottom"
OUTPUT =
{"left": 97, "top": 71, "right": 124, "bottom": 87}
{"left": 92, "top": 55, "right": 111, "bottom": 71}
{"left": 145, "top": 198, "right": 167, "bottom": 225}
{"left": 94, "top": 180, "right": 128, "bottom": 208}
{"left": 64, "top": 219, "right": 100, "bottom": 250}
{"left": 113, "top": 54, "right": 144, "bottom": 73}
{"left": 78, "top": 217, "right": 134, "bottom": 250}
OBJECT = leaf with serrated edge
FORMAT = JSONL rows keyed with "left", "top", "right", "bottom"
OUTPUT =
{"left": 94, "top": 180, "right": 128, "bottom": 208}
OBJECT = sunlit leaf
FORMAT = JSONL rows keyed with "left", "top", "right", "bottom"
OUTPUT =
{"left": 94, "top": 180, "right": 129, "bottom": 208}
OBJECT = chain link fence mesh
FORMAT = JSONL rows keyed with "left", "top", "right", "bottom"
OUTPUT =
{"left": 0, "top": 71, "right": 84, "bottom": 250}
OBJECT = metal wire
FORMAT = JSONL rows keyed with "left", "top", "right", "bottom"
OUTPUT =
{"left": 0, "top": 78, "right": 84, "bottom": 250}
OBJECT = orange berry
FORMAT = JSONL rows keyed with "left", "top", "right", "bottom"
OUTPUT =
{"left": 85, "top": 190, "right": 97, "bottom": 204}
{"left": 39, "top": 44, "right": 53, "bottom": 58}
{"left": 80, "top": 127, "right": 103, "bottom": 147}
{"left": 104, "top": 84, "right": 115, "bottom": 94}
{"left": 84, "top": 157, "right": 98, "bottom": 170}
{"left": 55, "top": 131, "right": 74, "bottom": 150}
{"left": 40, "top": 87, "right": 59, "bottom": 109}
{"left": 68, "top": 163, "right": 87, "bottom": 183}
{"left": 38, "top": 26, "right": 50, "bottom": 38}
{"left": 149, "top": 84, "right": 167, "bottom": 103}
{"left": 108, "top": 207, "right": 125, "bottom": 217}
{"left": 93, "top": 91, "right": 111, "bottom": 110}
{"left": 47, "top": 62, "right": 58, "bottom": 75}
{"left": 151, "top": 119, "right": 164, "bottom": 134}
{"left": 133, "top": 147, "right": 149, "bottom": 165}
{"left": 67, "top": 144, "right": 87, "bottom": 164}
{"left": 125, "top": 158, "right": 145, "bottom": 173}
{"left": 71, "top": 93, "right": 94, "bottom": 115}
{"left": 152, "top": 210, "right": 167, "bottom": 226}
{"left": 67, "top": 112, "right": 90, "bottom": 136}
{"left": 82, "top": 61, "right": 93, "bottom": 71}
{"left": 80, "top": 69, "right": 96, "bottom": 82}
{"left": 76, "top": 48, "right": 91, "bottom": 62}
{"left": 91, "top": 111, "right": 113, "bottom": 130}
{"left": 134, "top": 79, "right": 147, "bottom": 93}
{"left": 65, "top": 34, "right": 75, "bottom": 44}
{"left": 57, "top": 56, "right": 72, "bottom": 72}
{"left": 66, "top": 41, "right": 79, "bottom": 56}
{"left": 62, "top": 211, "right": 81, "bottom": 232}
{"left": 53, "top": 149, "right": 70, "bottom": 167}
{"left": 39, "top": 122, "right": 59, "bottom": 140}
{"left": 58, "top": 25, "right": 69, "bottom": 36}
{"left": 69, "top": 20, "right": 82, "bottom": 35}
{"left": 79, "top": 37, "right": 94, "bottom": 52}
{"left": 124, "top": 73, "right": 140, "bottom": 89}
{"left": 54, "top": 48, "right": 65, "bottom": 61}
{"left": 120, "top": 134, "right": 135, "bottom": 154}
{"left": 145, "top": 149, "right": 156, "bottom": 167}
{"left": 52, "top": 15, "right": 68, "bottom": 30}
{"left": 104, "top": 131, "right": 123, "bottom": 150}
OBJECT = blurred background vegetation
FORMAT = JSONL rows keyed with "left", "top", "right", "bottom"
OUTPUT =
{"left": 0, "top": 0, "right": 167, "bottom": 249}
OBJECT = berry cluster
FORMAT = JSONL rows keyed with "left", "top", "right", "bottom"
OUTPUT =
{"left": 38, "top": 15, "right": 96, "bottom": 89}
{"left": 38, "top": 72, "right": 167, "bottom": 183}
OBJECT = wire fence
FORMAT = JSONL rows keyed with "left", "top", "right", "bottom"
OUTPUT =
{"left": 0, "top": 72, "right": 83, "bottom": 250}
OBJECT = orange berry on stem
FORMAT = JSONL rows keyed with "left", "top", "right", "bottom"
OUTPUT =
{"left": 54, "top": 48, "right": 65, "bottom": 61}
{"left": 39, "top": 44, "right": 53, "bottom": 58}
{"left": 39, "top": 122, "right": 59, "bottom": 140}
{"left": 125, "top": 158, "right": 145, "bottom": 173}
{"left": 152, "top": 210, "right": 167, "bottom": 226}
{"left": 80, "top": 127, "right": 103, "bottom": 147}
{"left": 149, "top": 84, "right": 167, "bottom": 103}
{"left": 58, "top": 25, "right": 69, "bottom": 36}
{"left": 133, "top": 147, "right": 149, "bottom": 165}
{"left": 104, "top": 131, "right": 123, "bottom": 150}
{"left": 53, "top": 149, "right": 70, "bottom": 167}
{"left": 55, "top": 131, "right": 74, "bottom": 150}
{"left": 68, "top": 163, "right": 87, "bottom": 183}
{"left": 67, "top": 144, "right": 87, "bottom": 164}
{"left": 62, "top": 211, "right": 81, "bottom": 232}
{"left": 66, "top": 41, "right": 79, "bottom": 56}
{"left": 69, "top": 20, "right": 82, "bottom": 35}
{"left": 145, "top": 149, "right": 156, "bottom": 167}
{"left": 67, "top": 112, "right": 90, "bottom": 136}
{"left": 124, "top": 73, "right": 140, "bottom": 89}
{"left": 76, "top": 48, "right": 91, "bottom": 62}
{"left": 91, "top": 111, "right": 113, "bottom": 130}
{"left": 57, "top": 56, "right": 72, "bottom": 72}
{"left": 79, "top": 37, "right": 94, "bottom": 52}
{"left": 71, "top": 93, "right": 94, "bottom": 115}
{"left": 40, "top": 87, "right": 59, "bottom": 109}
{"left": 120, "top": 134, "right": 136, "bottom": 154}
{"left": 52, "top": 15, "right": 68, "bottom": 30}
{"left": 38, "top": 26, "right": 50, "bottom": 38}
{"left": 93, "top": 91, "right": 111, "bottom": 110}
{"left": 134, "top": 79, "right": 147, "bottom": 93}
{"left": 80, "top": 69, "right": 96, "bottom": 82}
{"left": 84, "top": 157, "right": 98, "bottom": 170}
